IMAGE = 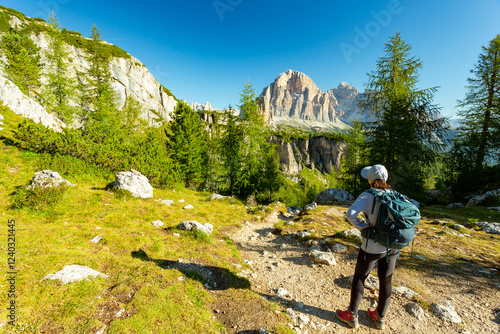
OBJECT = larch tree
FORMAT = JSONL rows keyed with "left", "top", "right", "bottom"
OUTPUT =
{"left": 360, "top": 32, "right": 449, "bottom": 196}
{"left": 456, "top": 34, "right": 500, "bottom": 169}
{"left": 43, "top": 10, "right": 77, "bottom": 123}
{"left": 1, "top": 31, "right": 41, "bottom": 98}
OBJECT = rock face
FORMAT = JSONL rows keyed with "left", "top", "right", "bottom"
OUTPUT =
{"left": 28, "top": 170, "right": 74, "bottom": 189}
{"left": 0, "top": 9, "right": 177, "bottom": 126}
{"left": 0, "top": 75, "right": 65, "bottom": 131}
{"left": 189, "top": 101, "right": 213, "bottom": 111}
{"left": 259, "top": 70, "right": 369, "bottom": 126}
{"left": 260, "top": 70, "right": 340, "bottom": 124}
{"left": 275, "top": 137, "right": 346, "bottom": 175}
{"left": 107, "top": 169, "right": 153, "bottom": 199}
{"left": 314, "top": 188, "right": 354, "bottom": 204}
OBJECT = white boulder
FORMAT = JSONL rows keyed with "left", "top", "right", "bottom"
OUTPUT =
{"left": 107, "top": 169, "right": 153, "bottom": 198}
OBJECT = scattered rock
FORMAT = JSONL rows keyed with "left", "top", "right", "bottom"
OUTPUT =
{"left": 477, "top": 222, "right": 500, "bottom": 235}
{"left": 426, "top": 189, "right": 444, "bottom": 198}
{"left": 107, "top": 169, "right": 153, "bottom": 198}
{"left": 342, "top": 228, "right": 362, "bottom": 239}
{"left": 284, "top": 221, "right": 294, "bottom": 226}
{"left": 296, "top": 231, "right": 311, "bottom": 238}
{"left": 431, "top": 301, "right": 462, "bottom": 323}
{"left": 393, "top": 286, "right": 418, "bottom": 300}
{"left": 277, "top": 288, "right": 289, "bottom": 297}
{"left": 303, "top": 202, "right": 318, "bottom": 212}
{"left": 183, "top": 204, "right": 194, "bottom": 210}
{"left": 172, "top": 233, "right": 180, "bottom": 237}
{"left": 151, "top": 220, "right": 164, "bottom": 227}
{"left": 467, "top": 189, "right": 500, "bottom": 206}
{"left": 90, "top": 235, "right": 104, "bottom": 243}
{"left": 42, "top": 265, "right": 108, "bottom": 285}
{"left": 95, "top": 326, "right": 107, "bottom": 334}
{"left": 160, "top": 200, "right": 174, "bottom": 206}
{"left": 487, "top": 206, "right": 500, "bottom": 211}
{"left": 406, "top": 302, "right": 425, "bottom": 320}
{"left": 310, "top": 250, "right": 336, "bottom": 265}
{"left": 178, "top": 221, "right": 213, "bottom": 235}
{"left": 349, "top": 274, "right": 379, "bottom": 292}
{"left": 447, "top": 203, "right": 464, "bottom": 209}
{"left": 209, "top": 193, "right": 231, "bottom": 201}
{"left": 314, "top": 188, "right": 353, "bottom": 204}
{"left": 27, "top": 170, "right": 74, "bottom": 189}
{"left": 331, "top": 243, "right": 348, "bottom": 253}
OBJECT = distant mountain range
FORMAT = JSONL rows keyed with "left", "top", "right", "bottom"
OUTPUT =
{"left": 258, "top": 69, "right": 374, "bottom": 132}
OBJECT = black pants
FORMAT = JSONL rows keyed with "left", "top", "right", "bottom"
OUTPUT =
{"left": 349, "top": 248, "right": 399, "bottom": 317}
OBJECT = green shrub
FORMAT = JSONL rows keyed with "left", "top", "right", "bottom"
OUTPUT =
{"left": 10, "top": 184, "right": 69, "bottom": 209}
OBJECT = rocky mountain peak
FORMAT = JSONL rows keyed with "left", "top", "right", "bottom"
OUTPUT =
{"left": 260, "top": 70, "right": 369, "bottom": 127}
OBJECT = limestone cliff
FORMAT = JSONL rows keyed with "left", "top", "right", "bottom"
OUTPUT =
{"left": 260, "top": 70, "right": 370, "bottom": 127}
{"left": 275, "top": 136, "right": 346, "bottom": 175}
{"left": 0, "top": 7, "right": 178, "bottom": 127}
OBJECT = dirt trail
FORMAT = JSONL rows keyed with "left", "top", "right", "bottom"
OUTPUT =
{"left": 229, "top": 207, "right": 500, "bottom": 334}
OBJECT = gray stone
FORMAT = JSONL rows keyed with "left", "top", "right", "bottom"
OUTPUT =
{"left": 314, "top": 188, "right": 353, "bottom": 204}
{"left": 331, "top": 243, "right": 348, "bottom": 253}
{"left": 453, "top": 224, "right": 466, "bottom": 230}
{"left": 160, "top": 200, "right": 174, "bottom": 206}
{"left": 90, "top": 235, "right": 104, "bottom": 243}
{"left": 42, "top": 265, "right": 108, "bottom": 285}
{"left": 477, "top": 222, "right": 500, "bottom": 235}
{"left": 107, "top": 169, "right": 153, "bottom": 198}
{"left": 179, "top": 221, "right": 213, "bottom": 235}
{"left": 277, "top": 288, "right": 289, "bottom": 297}
{"left": 296, "top": 231, "right": 311, "bottom": 238}
{"left": 284, "top": 221, "right": 294, "bottom": 226}
{"left": 303, "top": 202, "right": 318, "bottom": 211}
{"left": 447, "top": 203, "right": 464, "bottom": 209}
{"left": 342, "top": 228, "right": 362, "bottom": 239}
{"left": 209, "top": 193, "right": 231, "bottom": 201}
{"left": 349, "top": 274, "right": 379, "bottom": 292}
{"left": 151, "top": 220, "right": 164, "bottom": 227}
{"left": 0, "top": 114, "right": 4, "bottom": 122}
{"left": 27, "top": 170, "right": 75, "bottom": 189}
{"left": 393, "top": 286, "right": 418, "bottom": 300}
{"left": 407, "top": 302, "right": 425, "bottom": 320}
{"left": 310, "top": 250, "right": 336, "bottom": 265}
{"left": 183, "top": 204, "right": 194, "bottom": 210}
{"left": 431, "top": 301, "right": 461, "bottom": 323}
{"left": 467, "top": 189, "right": 500, "bottom": 206}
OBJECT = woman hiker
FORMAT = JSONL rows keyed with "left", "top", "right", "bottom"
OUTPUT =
{"left": 336, "top": 164, "right": 397, "bottom": 330}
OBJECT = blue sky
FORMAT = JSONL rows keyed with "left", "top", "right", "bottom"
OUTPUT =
{"left": 3, "top": 0, "right": 500, "bottom": 118}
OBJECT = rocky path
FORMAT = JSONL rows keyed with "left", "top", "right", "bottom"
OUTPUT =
{"left": 229, "top": 207, "right": 500, "bottom": 334}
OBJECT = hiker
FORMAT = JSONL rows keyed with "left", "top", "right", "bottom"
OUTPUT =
{"left": 336, "top": 164, "right": 398, "bottom": 330}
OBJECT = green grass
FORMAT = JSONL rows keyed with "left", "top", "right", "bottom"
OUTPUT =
{"left": 0, "top": 109, "right": 291, "bottom": 332}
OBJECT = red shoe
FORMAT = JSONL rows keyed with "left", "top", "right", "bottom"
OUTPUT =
{"left": 336, "top": 308, "right": 359, "bottom": 328}
{"left": 368, "top": 308, "right": 385, "bottom": 330}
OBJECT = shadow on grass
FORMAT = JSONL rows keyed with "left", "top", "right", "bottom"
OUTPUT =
{"left": 131, "top": 249, "right": 250, "bottom": 291}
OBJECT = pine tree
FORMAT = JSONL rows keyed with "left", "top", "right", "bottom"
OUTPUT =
{"left": 42, "top": 11, "right": 77, "bottom": 123}
{"left": 165, "top": 101, "right": 208, "bottom": 187}
{"left": 1, "top": 31, "right": 42, "bottom": 98}
{"left": 456, "top": 34, "right": 500, "bottom": 168}
{"left": 360, "top": 32, "right": 449, "bottom": 196}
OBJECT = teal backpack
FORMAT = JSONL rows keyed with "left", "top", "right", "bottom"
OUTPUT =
{"left": 361, "top": 189, "right": 421, "bottom": 257}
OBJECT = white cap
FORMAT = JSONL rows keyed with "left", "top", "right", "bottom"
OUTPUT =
{"left": 361, "top": 165, "right": 388, "bottom": 182}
